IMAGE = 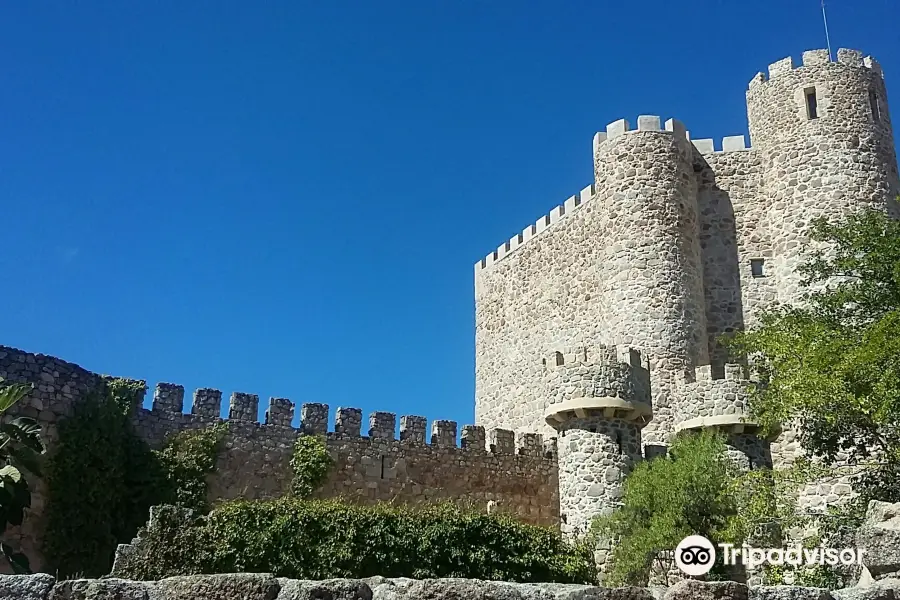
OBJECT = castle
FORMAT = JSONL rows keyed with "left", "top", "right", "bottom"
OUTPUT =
{"left": 474, "top": 47, "right": 898, "bottom": 534}
{"left": 1, "top": 48, "right": 898, "bottom": 573}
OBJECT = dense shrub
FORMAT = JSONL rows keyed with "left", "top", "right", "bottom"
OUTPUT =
{"left": 43, "top": 379, "right": 227, "bottom": 578}
{"left": 117, "top": 498, "right": 597, "bottom": 584}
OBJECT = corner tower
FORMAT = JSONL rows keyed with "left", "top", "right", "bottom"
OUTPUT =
{"left": 747, "top": 48, "right": 900, "bottom": 303}
{"left": 592, "top": 117, "right": 708, "bottom": 448}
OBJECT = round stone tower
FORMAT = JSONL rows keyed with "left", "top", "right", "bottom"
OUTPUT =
{"left": 543, "top": 344, "right": 651, "bottom": 537}
{"left": 674, "top": 363, "right": 773, "bottom": 471}
{"left": 747, "top": 48, "right": 900, "bottom": 304}
{"left": 591, "top": 116, "right": 708, "bottom": 449}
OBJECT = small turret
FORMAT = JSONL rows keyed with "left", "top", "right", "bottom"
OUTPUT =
{"left": 543, "top": 345, "right": 650, "bottom": 544}
{"left": 675, "top": 364, "right": 773, "bottom": 471}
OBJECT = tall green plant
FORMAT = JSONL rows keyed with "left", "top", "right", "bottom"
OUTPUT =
{"left": 0, "top": 378, "right": 45, "bottom": 573}
{"left": 43, "top": 378, "right": 226, "bottom": 578}
{"left": 43, "top": 379, "right": 157, "bottom": 577}
{"left": 592, "top": 431, "right": 742, "bottom": 586}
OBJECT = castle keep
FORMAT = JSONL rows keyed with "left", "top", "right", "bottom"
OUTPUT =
{"left": 0, "top": 48, "right": 898, "bottom": 572}
{"left": 475, "top": 48, "right": 899, "bottom": 533}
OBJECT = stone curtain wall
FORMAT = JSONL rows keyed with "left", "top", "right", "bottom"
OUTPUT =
{"left": 0, "top": 345, "right": 560, "bottom": 573}
{"left": 137, "top": 394, "right": 559, "bottom": 524}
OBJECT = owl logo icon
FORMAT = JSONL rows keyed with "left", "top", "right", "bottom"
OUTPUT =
{"left": 674, "top": 535, "right": 716, "bottom": 576}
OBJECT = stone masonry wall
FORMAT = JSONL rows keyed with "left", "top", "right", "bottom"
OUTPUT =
{"left": 6, "top": 573, "right": 898, "bottom": 600}
{"left": 0, "top": 345, "right": 559, "bottom": 574}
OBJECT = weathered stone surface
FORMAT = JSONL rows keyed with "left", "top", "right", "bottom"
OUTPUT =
{"left": 750, "top": 586, "right": 834, "bottom": 600}
{"left": 277, "top": 578, "right": 372, "bottom": 600}
{"left": 529, "top": 583, "right": 656, "bottom": 600}
{"left": 0, "top": 574, "right": 55, "bottom": 600}
{"left": 367, "top": 578, "right": 550, "bottom": 600}
{"left": 154, "top": 573, "right": 280, "bottom": 600}
{"left": 664, "top": 580, "right": 749, "bottom": 600}
{"left": 856, "top": 502, "right": 900, "bottom": 579}
{"left": 6, "top": 575, "right": 900, "bottom": 600}
{"left": 834, "top": 579, "right": 900, "bottom": 600}
{"left": 47, "top": 578, "right": 155, "bottom": 600}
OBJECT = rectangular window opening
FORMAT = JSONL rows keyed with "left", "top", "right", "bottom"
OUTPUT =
{"left": 870, "top": 89, "right": 881, "bottom": 121}
{"left": 805, "top": 88, "right": 819, "bottom": 120}
{"left": 750, "top": 259, "right": 765, "bottom": 278}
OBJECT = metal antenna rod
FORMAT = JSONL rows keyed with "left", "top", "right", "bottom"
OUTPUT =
{"left": 822, "top": 0, "right": 833, "bottom": 60}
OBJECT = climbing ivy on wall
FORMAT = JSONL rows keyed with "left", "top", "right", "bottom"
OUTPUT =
{"left": 289, "top": 435, "right": 333, "bottom": 498}
{"left": 43, "top": 379, "right": 227, "bottom": 578}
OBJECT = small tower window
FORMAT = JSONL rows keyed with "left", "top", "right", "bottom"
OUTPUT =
{"left": 870, "top": 89, "right": 882, "bottom": 121}
{"left": 805, "top": 88, "right": 819, "bottom": 120}
{"left": 750, "top": 259, "right": 765, "bottom": 278}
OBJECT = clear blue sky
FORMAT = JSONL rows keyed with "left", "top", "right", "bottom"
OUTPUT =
{"left": 2, "top": 1, "right": 898, "bottom": 432}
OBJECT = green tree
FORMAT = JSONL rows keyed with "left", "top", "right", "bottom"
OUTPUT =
{"left": 592, "top": 430, "right": 742, "bottom": 586}
{"left": 728, "top": 207, "right": 900, "bottom": 502}
{"left": 0, "top": 378, "right": 46, "bottom": 573}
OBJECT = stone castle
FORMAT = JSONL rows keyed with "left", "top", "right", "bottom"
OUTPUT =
{"left": 1, "top": 47, "right": 898, "bottom": 572}
{"left": 475, "top": 47, "right": 898, "bottom": 533}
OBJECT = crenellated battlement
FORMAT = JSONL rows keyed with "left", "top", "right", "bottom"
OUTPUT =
{"left": 675, "top": 364, "right": 762, "bottom": 435}
{"left": 595, "top": 115, "right": 688, "bottom": 148}
{"left": 541, "top": 344, "right": 648, "bottom": 371}
{"left": 749, "top": 48, "right": 883, "bottom": 90}
{"left": 683, "top": 363, "right": 749, "bottom": 384}
{"left": 542, "top": 344, "right": 652, "bottom": 426}
{"left": 691, "top": 135, "right": 752, "bottom": 155}
{"left": 474, "top": 183, "right": 594, "bottom": 273}
{"left": 146, "top": 382, "right": 552, "bottom": 456}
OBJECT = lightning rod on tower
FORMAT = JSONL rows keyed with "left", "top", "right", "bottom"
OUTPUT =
{"left": 822, "top": 0, "right": 833, "bottom": 60}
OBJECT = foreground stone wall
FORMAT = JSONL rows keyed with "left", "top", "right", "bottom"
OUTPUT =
{"left": 0, "top": 344, "right": 560, "bottom": 574}
{"left": 3, "top": 574, "right": 900, "bottom": 600}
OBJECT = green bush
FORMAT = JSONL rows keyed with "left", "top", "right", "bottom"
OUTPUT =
{"left": 117, "top": 498, "right": 597, "bottom": 584}
{"left": 156, "top": 423, "right": 228, "bottom": 514}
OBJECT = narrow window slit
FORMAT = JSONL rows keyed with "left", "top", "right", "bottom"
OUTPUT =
{"left": 870, "top": 90, "right": 881, "bottom": 121}
{"left": 805, "top": 88, "right": 819, "bottom": 120}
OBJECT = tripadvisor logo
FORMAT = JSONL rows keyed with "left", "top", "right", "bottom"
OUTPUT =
{"left": 673, "top": 535, "right": 866, "bottom": 575}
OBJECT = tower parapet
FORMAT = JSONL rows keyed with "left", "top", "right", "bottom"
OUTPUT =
{"left": 543, "top": 345, "right": 651, "bottom": 426}
{"left": 674, "top": 364, "right": 759, "bottom": 434}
